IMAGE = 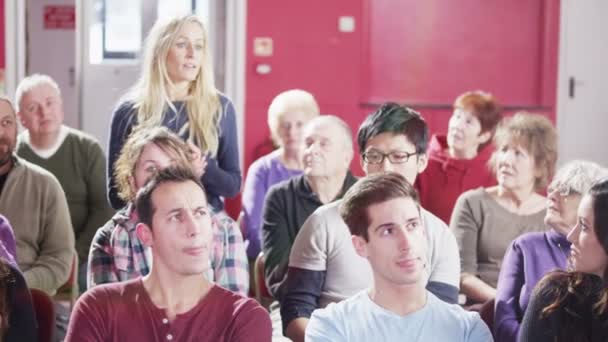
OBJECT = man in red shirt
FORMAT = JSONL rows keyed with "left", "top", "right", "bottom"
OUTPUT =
{"left": 66, "top": 166, "right": 271, "bottom": 341}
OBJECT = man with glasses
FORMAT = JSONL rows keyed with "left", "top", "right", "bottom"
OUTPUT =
{"left": 281, "top": 103, "right": 460, "bottom": 342}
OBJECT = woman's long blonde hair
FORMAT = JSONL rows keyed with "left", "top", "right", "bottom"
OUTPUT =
{"left": 122, "top": 14, "right": 222, "bottom": 156}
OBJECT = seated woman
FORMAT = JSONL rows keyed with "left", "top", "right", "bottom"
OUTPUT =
{"left": 494, "top": 161, "right": 608, "bottom": 342}
{"left": 88, "top": 127, "right": 249, "bottom": 295}
{"left": 417, "top": 90, "right": 502, "bottom": 224}
{"left": 0, "top": 258, "right": 37, "bottom": 342}
{"left": 240, "top": 89, "right": 319, "bottom": 259}
{"left": 494, "top": 160, "right": 607, "bottom": 341}
{"left": 451, "top": 112, "right": 557, "bottom": 305}
{"left": 519, "top": 178, "right": 608, "bottom": 342}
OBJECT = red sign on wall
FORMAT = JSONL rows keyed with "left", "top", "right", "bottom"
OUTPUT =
{"left": 44, "top": 5, "right": 75, "bottom": 30}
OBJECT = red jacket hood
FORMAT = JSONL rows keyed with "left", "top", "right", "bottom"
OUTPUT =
{"left": 427, "top": 134, "right": 494, "bottom": 171}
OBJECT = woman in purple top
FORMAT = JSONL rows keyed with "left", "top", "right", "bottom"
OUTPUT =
{"left": 241, "top": 89, "right": 320, "bottom": 259}
{"left": 0, "top": 215, "right": 17, "bottom": 266}
{"left": 494, "top": 160, "right": 607, "bottom": 341}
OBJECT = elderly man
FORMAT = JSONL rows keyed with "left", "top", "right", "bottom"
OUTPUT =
{"left": 281, "top": 103, "right": 461, "bottom": 342}
{"left": 261, "top": 115, "right": 357, "bottom": 300}
{"left": 15, "top": 74, "right": 114, "bottom": 289}
{"left": 67, "top": 166, "right": 271, "bottom": 341}
{"left": 0, "top": 95, "right": 74, "bottom": 295}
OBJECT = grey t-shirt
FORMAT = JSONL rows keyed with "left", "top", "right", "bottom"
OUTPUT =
{"left": 289, "top": 200, "right": 460, "bottom": 308}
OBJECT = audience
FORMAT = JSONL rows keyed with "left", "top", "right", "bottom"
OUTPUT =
{"left": 261, "top": 115, "right": 356, "bottom": 300}
{"left": 0, "top": 96, "right": 74, "bottom": 295}
{"left": 281, "top": 103, "right": 461, "bottom": 342}
{"left": 67, "top": 167, "right": 271, "bottom": 341}
{"left": 15, "top": 74, "right": 114, "bottom": 290}
{"left": 451, "top": 112, "right": 557, "bottom": 305}
{"left": 518, "top": 178, "right": 608, "bottom": 342}
{"left": 494, "top": 160, "right": 607, "bottom": 341}
{"left": 0, "top": 258, "right": 37, "bottom": 342}
{"left": 241, "top": 89, "right": 320, "bottom": 260}
{"left": 108, "top": 14, "right": 240, "bottom": 213}
{"left": 306, "top": 172, "right": 492, "bottom": 341}
{"left": 88, "top": 127, "right": 249, "bottom": 295}
{"left": 416, "top": 91, "right": 501, "bottom": 223}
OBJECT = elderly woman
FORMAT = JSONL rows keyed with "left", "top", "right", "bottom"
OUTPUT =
{"left": 494, "top": 161, "right": 607, "bottom": 341}
{"left": 240, "top": 89, "right": 320, "bottom": 259}
{"left": 450, "top": 112, "right": 558, "bottom": 305}
{"left": 417, "top": 90, "right": 502, "bottom": 224}
{"left": 89, "top": 127, "right": 249, "bottom": 295}
{"left": 519, "top": 178, "right": 608, "bottom": 342}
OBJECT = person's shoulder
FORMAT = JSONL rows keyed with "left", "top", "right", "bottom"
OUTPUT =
{"left": 421, "top": 208, "right": 449, "bottom": 230}
{"left": 64, "top": 127, "right": 103, "bottom": 147}
{"left": 217, "top": 92, "right": 233, "bottom": 106}
{"left": 210, "top": 285, "right": 268, "bottom": 316}
{"left": 311, "top": 290, "right": 367, "bottom": 328}
{"left": 512, "top": 230, "right": 547, "bottom": 247}
{"left": 427, "top": 293, "right": 491, "bottom": 336}
{"left": 13, "top": 156, "right": 60, "bottom": 185}
{"left": 81, "top": 278, "right": 137, "bottom": 302}
{"left": 313, "top": 200, "right": 343, "bottom": 220}
{"left": 267, "top": 174, "right": 301, "bottom": 195}
{"left": 248, "top": 150, "right": 280, "bottom": 174}
{"left": 113, "top": 100, "right": 136, "bottom": 115}
{"left": 459, "top": 187, "right": 487, "bottom": 201}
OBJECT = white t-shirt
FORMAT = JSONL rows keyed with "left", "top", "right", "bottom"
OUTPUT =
{"left": 306, "top": 290, "right": 492, "bottom": 342}
{"left": 289, "top": 200, "right": 460, "bottom": 307}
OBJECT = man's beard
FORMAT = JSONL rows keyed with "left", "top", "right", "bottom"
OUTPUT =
{"left": 0, "top": 139, "right": 14, "bottom": 170}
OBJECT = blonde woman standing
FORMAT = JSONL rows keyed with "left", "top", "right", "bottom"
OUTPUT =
{"left": 107, "top": 14, "right": 240, "bottom": 212}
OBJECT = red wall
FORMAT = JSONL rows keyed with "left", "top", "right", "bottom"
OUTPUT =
{"left": 226, "top": 0, "right": 560, "bottom": 219}
{"left": 244, "top": 0, "right": 365, "bottom": 170}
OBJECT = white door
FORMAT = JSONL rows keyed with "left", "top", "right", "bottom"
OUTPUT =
{"left": 26, "top": 0, "right": 78, "bottom": 128}
{"left": 77, "top": 0, "right": 145, "bottom": 148}
{"left": 557, "top": 0, "right": 608, "bottom": 167}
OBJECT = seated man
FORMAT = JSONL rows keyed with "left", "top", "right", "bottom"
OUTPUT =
{"left": 66, "top": 166, "right": 271, "bottom": 341}
{"left": 282, "top": 103, "right": 460, "bottom": 341}
{"left": 0, "top": 96, "right": 74, "bottom": 295}
{"left": 15, "top": 74, "right": 114, "bottom": 290}
{"left": 87, "top": 127, "right": 249, "bottom": 295}
{"left": 262, "top": 115, "right": 356, "bottom": 299}
{"left": 306, "top": 172, "right": 491, "bottom": 341}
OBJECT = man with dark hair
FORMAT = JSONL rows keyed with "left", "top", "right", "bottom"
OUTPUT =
{"left": 66, "top": 166, "right": 271, "bottom": 341}
{"left": 306, "top": 172, "right": 491, "bottom": 341}
{"left": 0, "top": 96, "right": 74, "bottom": 295}
{"left": 281, "top": 103, "right": 460, "bottom": 342}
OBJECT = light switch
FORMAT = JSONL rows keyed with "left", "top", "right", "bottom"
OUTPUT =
{"left": 339, "top": 16, "right": 355, "bottom": 32}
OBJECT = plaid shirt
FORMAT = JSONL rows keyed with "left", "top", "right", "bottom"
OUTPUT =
{"left": 87, "top": 203, "right": 249, "bottom": 295}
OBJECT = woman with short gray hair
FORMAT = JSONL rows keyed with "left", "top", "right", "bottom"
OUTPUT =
{"left": 494, "top": 160, "right": 608, "bottom": 342}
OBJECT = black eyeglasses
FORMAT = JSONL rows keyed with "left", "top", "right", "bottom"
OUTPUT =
{"left": 362, "top": 150, "right": 417, "bottom": 165}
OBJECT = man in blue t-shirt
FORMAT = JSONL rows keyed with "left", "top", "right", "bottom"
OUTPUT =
{"left": 306, "top": 172, "right": 492, "bottom": 342}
